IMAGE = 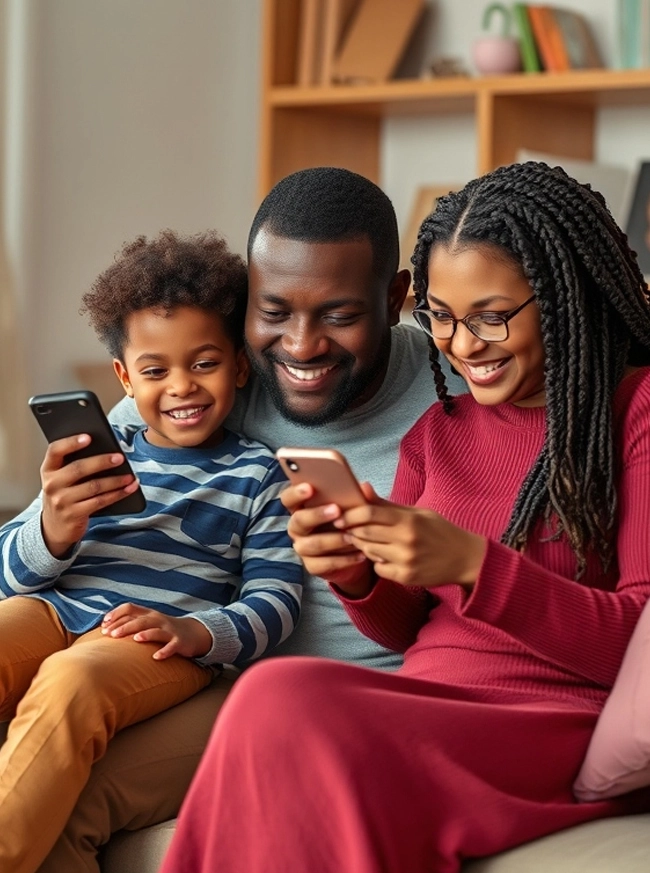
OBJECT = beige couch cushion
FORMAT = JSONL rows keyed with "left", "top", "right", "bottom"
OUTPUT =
{"left": 1, "top": 721, "right": 649, "bottom": 872}
{"left": 101, "top": 814, "right": 650, "bottom": 873}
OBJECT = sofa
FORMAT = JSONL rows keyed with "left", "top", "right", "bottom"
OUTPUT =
{"left": 0, "top": 718, "right": 649, "bottom": 872}
{"left": 103, "top": 806, "right": 650, "bottom": 873}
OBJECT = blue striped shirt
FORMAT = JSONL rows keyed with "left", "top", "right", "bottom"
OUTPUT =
{"left": 0, "top": 427, "right": 302, "bottom": 667}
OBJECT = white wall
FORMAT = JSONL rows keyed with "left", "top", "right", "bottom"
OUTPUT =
{"left": 7, "top": 0, "right": 261, "bottom": 497}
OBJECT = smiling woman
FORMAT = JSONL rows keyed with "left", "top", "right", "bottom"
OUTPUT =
{"left": 158, "top": 161, "right": 650, "bottom": 873}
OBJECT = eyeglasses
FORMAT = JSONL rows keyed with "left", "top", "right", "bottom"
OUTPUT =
{"left": 412, "top": 295, "right": 536, "bottom": 343}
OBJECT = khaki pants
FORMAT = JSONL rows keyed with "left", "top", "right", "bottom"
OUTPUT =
{"left": 0, "top": 596, "right": 212, "bottom": 873}
{"left": 35, "top": 679, "right": 235, "bottom": 873}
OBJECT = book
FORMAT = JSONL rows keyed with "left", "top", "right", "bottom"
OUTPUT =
{"left": 543, "top": 8, "right": 571, "bottom": 71}
{"left": 319, "top": 0, "right": 360, "bottom": 85}
{"left": 618, "top": 0, "right": 650, "bottom": 69}
{"left": 526, "top": 5, "right": 562, "bottom": 71}
{"left": 549, "top": 7, "right": 604, "bottom": 69}
{"left": 332, "top": 0, "right": 425, "bottom": 84}
{"left": 625, "top": 161, "right": 650, "bottom": 277}
{"left": 527, "top": 5, "right": 604, "bottom": 72}
{"left": 297, "top": 0, "right": 323, "bottom": 86}
{"left": 512, "top": 3, "right": 542, "bottom": 73}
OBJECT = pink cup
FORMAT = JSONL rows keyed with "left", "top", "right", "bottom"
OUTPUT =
{"left": 472, "top": 36, "right": 522, "bottom": 74}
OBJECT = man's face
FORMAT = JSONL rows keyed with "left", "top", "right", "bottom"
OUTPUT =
{"left": 245, "top": 229, "right": 403, "bottom": 426}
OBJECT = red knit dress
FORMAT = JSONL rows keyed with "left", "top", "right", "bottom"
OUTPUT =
{"left": 160, "top": 369, "right": 650, "bottom": 873}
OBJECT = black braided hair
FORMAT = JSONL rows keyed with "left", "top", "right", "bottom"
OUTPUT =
{"left": 411, "top": 160, "right": 650, "bottom": 576}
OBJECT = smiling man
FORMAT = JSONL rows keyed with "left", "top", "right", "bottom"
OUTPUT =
{"left": 36, "top": 167, "right": 466, "bottom": 873}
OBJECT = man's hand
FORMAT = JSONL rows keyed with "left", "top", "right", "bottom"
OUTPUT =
{"left": 101, "top": 603, "right": 213, "bottom": 660}
{"left": 281, "top": 481, "right": 375, "bottom": 597}
{"left": 40, "top": 434, "right": 140, "bottom": 557}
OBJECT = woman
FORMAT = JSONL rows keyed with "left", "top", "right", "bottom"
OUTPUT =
{"left": 159, "top": 162, "right": 650, "bottom": 872}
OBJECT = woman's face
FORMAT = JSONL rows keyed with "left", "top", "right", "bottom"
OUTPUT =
{"left": 426, "top": 243, "right": 546, "bottom": 407}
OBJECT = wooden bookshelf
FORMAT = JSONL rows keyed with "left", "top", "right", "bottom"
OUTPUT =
{"left": 258, "top": 0, "right": 650, "bottom": 197}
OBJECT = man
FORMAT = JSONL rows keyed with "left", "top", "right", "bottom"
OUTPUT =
{"left": 35, "top": 167, "right": 465, "bottom": 872}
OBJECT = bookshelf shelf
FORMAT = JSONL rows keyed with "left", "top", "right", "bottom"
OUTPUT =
{"left": 259, "top": 0, "right": 650, "bottom": 196}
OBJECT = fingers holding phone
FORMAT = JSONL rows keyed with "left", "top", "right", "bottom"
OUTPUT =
{"left": 276, "top": 448, "right": 374, "bottom": 596}
{"left": 39, "top": 433, "right": 140, "bottom": 557}
{"left": 30, "top": 391, "right": 146, "bottom": 557}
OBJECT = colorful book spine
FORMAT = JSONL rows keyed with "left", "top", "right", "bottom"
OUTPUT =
{"left": 618, "top": 0, "right": 650, "bottom": 69}
{"left": 543, "top": 8, "right": 571, "bottom": 70}
{"left": 512, "top": 3, "right": 542, "bottom": 73}
{"left": 550, "top": 8, "right": 604, "bottom": 69}
{"left": 527, "top": 5, "right": 561, "bottom": 71}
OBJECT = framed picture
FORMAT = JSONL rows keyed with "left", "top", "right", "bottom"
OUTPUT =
{"left": 400, "top": 184, "right": 460, "bottom": 270}
{"left": 400, "top": 184, "right": 461, "bottom": 320}
{"left": 625, "top": 161, "right": 650, "bottom": 279}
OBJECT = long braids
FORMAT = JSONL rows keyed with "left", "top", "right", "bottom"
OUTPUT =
{"left": 411, "top": 161, "right": 650, "bottom": 576}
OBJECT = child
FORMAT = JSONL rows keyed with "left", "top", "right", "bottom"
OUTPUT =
{"left": 0, "top": 229, "right": 302, "bottom": 873}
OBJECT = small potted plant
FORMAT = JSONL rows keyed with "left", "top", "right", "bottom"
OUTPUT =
{"left": 472, "top": 3, "right": 522, "bottom": 74}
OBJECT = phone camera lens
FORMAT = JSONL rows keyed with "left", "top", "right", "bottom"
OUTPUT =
{"left": 78, "top": 399, "right": 88, "bottom": 408}
{"left": 287, "top": 460, "right": 299, "bottom": 472}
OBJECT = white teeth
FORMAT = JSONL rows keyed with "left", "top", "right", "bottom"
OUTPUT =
{"left": 467, "top": 362, "right": 504, "bottom": 377}
{"left": 284, "top": 364, "right": 333, "bottom": 381}
{"left": 168, "top": 407, "right": 203, "bottom": 419}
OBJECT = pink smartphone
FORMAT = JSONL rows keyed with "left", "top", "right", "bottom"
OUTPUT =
{"left": 275, "top": 447, "right": 367, "bottom": 510}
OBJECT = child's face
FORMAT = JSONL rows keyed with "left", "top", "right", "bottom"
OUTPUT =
{"left": 114, "top": 306, "right": 249, "bottom": 449}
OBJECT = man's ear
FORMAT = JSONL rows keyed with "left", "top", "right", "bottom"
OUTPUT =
{"left": 235, "top": 347, "right": 250, "bottom": 389}
{"left": 113, "top": 359, "right": 134, "bottom": 397}
{"left": 387, "top": 268, "right": 412, "bottom": 326}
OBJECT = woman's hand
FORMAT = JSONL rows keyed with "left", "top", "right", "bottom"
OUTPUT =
{"left": 281, "top": 482, "right": 375, "bottom": 597}
{"left": 338, "top": 485, "right": 487, "bottom": 590}
{"left": 39, "top": 434, "right": 141, "bottom": 557}
{"left": 101, "top": 603, "right": 213, "bottom": 660}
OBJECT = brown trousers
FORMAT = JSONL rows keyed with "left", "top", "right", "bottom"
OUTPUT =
{"left": 0, "top": 596, "right": 213, "bottom": 873}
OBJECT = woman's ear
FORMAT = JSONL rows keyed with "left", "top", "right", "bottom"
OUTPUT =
{"left": 113, "top": 359, "right": 134, "bottom": 397}
{"left": 235, "top": 347, "right": 251, "bottom": 389}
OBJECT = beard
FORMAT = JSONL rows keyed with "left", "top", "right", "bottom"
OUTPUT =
{"left": 245, "top": 332, "right": 391, "bottom": 427}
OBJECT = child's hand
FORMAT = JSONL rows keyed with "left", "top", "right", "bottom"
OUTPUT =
{"left": 101, "top": 603, "right": 213, "bottom": 660}
{"left": 40, "top": 434, "right": 140, "bottom": 557}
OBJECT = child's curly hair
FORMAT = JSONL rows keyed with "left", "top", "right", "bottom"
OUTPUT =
{"left": 81, "top": 229, "right": 247, "bottom": 360}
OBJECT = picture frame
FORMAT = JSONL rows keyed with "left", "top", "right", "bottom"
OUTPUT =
{"left": 400, "top": 184, "right": 460, "bottom": 271}
{"left": 625, "top": 161, "right": 650, "bottom": 279}
{"left": 399, "top": 183, "right": 461, "bottom": 321}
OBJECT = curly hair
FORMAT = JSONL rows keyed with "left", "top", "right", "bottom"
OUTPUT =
{"left": 411, "top": 160, "right": 650, "bottom": 576}
{"left": 248, "top": 167, "right": 400, "bottom": 285}
{"left": 81, "top": 229, "right": 247, "bottom": 360}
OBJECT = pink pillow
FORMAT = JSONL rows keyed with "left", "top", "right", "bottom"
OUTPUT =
{"left": 574, "top": 598, "right": 650, "bottom": 801}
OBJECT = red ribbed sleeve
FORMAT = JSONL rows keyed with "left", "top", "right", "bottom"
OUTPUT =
{"left": 338, "top": 369, "right": 650, "bottom": 702}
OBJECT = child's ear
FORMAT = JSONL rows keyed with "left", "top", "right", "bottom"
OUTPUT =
{"left": 113, "top": 359, "right": 134, "bottom": 397}
{"left": 235, "top": 347, "right": 250, "bottom": 389}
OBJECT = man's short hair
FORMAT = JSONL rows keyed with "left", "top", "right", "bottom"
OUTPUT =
{"left": 248, "top": 167, "right": 400, "bottom": 283}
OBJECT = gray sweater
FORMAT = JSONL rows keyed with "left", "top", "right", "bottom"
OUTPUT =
{"left": 109, "top": 323, "right": 466, "bottom": 670}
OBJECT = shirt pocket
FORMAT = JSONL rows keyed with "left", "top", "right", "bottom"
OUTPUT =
{"left": 180, "top": 502, "right": 241, "bottom": 554}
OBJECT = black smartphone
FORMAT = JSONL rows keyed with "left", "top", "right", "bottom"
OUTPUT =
{"left": 28, "top": 389, "right": 146, "bottom": 516}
